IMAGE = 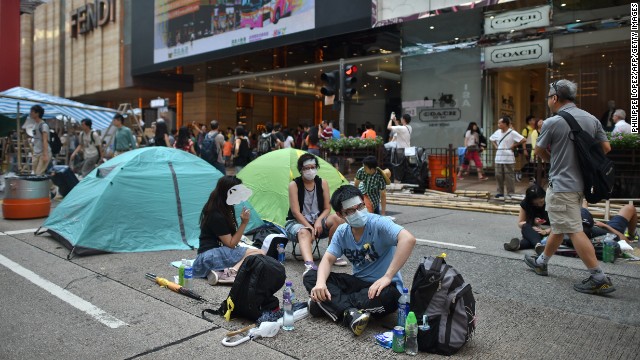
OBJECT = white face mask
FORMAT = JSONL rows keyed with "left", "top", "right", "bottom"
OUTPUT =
{"left": 345, "top": 209, "right": 369, "bottom": 228}
{"left": 302, "top": 169, "right": 317, "bottom": 180}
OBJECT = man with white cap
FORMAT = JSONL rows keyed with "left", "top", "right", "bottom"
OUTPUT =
{"left": 304, "top": 185, "right": 416, "bottom": 336}
{"left": 285, "top": 153, "right": 345, "bottom": 271}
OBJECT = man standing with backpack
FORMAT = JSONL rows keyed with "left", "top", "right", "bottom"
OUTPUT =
{"left": 70, "top": 118, "right": 103, "bottom": 177}
{"left": 257, "top": 122, "right": 281, "bottom": 156}
{"left": 201, "top": 120, "right": 226, "bottom": 174}
{"left": 30, "top": 105, "right": 51, "bottom": 175}
{"left": 524, "top": 79, "right": 615, "bottom": 295}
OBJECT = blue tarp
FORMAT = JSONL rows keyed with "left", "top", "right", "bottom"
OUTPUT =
{"left": 0, "top": 87, "right": 117, "bottom": 130}
{"left": 42, "top": 147, "right": 264, "bottom": 256}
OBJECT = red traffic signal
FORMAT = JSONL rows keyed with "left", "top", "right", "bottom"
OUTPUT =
{"left": 345, "top": 65, "right": 358, "bottom": 76}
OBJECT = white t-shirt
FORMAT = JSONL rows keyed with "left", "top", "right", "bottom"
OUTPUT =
{"left": 79, "top": 130, "right": 101, "bottom": 159}
{"left": 612, "top": 120, "right": 632, "bottom": 134}
{"left": 464, "top": 130, "right": 479, "bottom": 147}
{"left": 390, "top": 125, "right": 412, "bottom": 148}
{"left": 489, "top": 129, "right": 524, "bottom": 164}
{"left": 283, "top": 135, "right": 294, "bottom": 148}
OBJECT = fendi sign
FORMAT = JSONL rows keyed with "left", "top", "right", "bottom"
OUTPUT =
{"left": 71, "top": 0, "right": 116, "bottom": 38}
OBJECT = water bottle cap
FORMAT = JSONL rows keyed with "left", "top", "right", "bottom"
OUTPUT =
{"left": 406, "top": 311, "right": 417, "bottom": 324}
{"left": 279, "top": 243, "right": 285, "bottom": 248}
{"left": 285, "top": 281, "right": 292, "bottom": 286}
{"left": 403, "top": 287, "right": 409, "bottom": 293}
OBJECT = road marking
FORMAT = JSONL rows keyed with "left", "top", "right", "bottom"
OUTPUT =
{"left": 416, "top": 239, "right": 476, "bottom": 249}
{"left": 0, "top": 254, "right": 128, "bottom": 329}
{"left": 0, "top": 228, "right": 39, "bottom": 236}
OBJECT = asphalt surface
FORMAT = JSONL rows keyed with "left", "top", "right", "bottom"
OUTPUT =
{"left": 1, "top": 202, "right": 639, "bottom": 360}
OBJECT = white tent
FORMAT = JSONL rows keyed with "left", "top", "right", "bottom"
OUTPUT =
{"left": 0, "top": 87, "right": 117, "bottom": 130}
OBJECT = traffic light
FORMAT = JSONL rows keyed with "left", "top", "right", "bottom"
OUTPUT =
{"left": 320, "top": 70, "right": 340, "bottom": 96}
{"left": 342, "top": 64, "right": 357, "bottom": 100}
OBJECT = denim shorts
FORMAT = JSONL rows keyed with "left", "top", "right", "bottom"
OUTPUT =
{"left": 285, "top": 217, "right": 329, "bottom": 242}
{"left": 607, "top": 215, "right": 628, "bottom": 234}
{"left": 192, "top": 246, "right": 247, "bottom": 278}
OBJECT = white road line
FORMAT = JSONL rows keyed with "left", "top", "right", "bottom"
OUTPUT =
{"left": 0, "top": 228, "right": 39, "bottom": 236}
{"left": 416, "top": 239, "right": 476, "bottom": 249}
{"left": 0, "top": 254, "right": 128, "bottom": 329}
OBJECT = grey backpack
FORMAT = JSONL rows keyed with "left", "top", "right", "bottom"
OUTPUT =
{"left": 410, "top": 256, "right": 476, "bottom": 355}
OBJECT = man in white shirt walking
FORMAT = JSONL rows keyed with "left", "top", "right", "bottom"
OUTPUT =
{"left": 489, "top": 116, "right": 526, "bottom": 199}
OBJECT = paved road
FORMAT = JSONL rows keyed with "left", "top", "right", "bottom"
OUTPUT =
{"left": 1, "top": 203, "right": 639, "bottom": 359}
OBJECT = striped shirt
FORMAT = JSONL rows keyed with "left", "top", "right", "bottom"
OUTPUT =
{"left": 355, "top": 167, "right": 386, "bottom": 209}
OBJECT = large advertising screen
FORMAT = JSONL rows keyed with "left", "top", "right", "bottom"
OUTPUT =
{"left": 154, "top": 0, "right": 315, "bottom": 64}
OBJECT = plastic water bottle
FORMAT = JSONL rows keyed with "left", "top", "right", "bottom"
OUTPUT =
{"left": 277, "top": 243, "right": 286, "bottom": 264}
{"left": 178, "top": 259, "right": 186, "bottom": 286}
{"left": 405, "top": 311, "right": 418, "bottom": 356}
{"left": 183, "top": 260, "right": 193, "bottom": 290}
{"left": 282, "top": 281, "right": 295, "bottom": 331}
{"left": 602, "top": 233, "right": 617, "bottom": 263}
{"left": 397, "top": 287, "right": 410, "bottom": 327}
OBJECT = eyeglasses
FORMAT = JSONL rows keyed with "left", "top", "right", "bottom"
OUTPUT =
{"left": 546, "top": 94, "right": 557, "bottom": 99}
{"left": 342, "top": 203, "right": 366, "bottom": 216}
{"left": 547, "top": 81, "right": 559, "bottom": 99}
{"left": 301, "top": 165, "right": 316, "bottom": 171}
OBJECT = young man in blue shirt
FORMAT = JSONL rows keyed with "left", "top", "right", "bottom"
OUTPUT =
{"left": 304, "top": 185, "right": 416, "bottom": 335}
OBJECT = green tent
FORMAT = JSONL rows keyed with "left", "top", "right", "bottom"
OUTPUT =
{"left": 236, "top": 148, "right": 349, "bottom": 227}
{"left": 41, "top": 147, "right": 263, "bottom": 256}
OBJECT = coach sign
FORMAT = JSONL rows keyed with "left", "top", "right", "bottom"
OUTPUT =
{"left": 484, "top": 39, "right": 550, "bottom": 69}
{"left": 484, "top": 5, "right": 550, "bottom": 35}
{"left": 70, "top": 0, "right": 116, "bottom": 38}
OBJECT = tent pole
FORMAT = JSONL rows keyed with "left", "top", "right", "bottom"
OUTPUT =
{"left": 16, "top": 101, "right": 21, "bottom": 171}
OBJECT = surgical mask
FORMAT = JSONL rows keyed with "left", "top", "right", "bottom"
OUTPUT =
{"left": 345, "top": 209, "right": 369, "bottom": 228}
{"left": 302, "top": 169, "right": 317, "bottom": 180}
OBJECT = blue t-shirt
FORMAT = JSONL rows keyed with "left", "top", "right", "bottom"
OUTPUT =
{"left": 327, "top": 213, "right": 404, "bottom": 292}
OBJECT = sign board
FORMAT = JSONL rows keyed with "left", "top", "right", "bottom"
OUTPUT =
{"left": 484, "top": 5, "right": 551, "bottom": 35}
{"left": 418, "top": 108, "right": 461, "bottom": 122}
{"left": 484, "top": 39, "right": 550, "bottom": 69}
{"left": 150, "top": 98, "right": 168, "bottom": 108}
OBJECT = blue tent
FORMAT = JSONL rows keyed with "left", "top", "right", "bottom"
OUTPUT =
{"left": 41, "top": 147, "right": 264, "bottom": 256}
{"left": 0, "top": 87, "right": 117, "bottom": 130}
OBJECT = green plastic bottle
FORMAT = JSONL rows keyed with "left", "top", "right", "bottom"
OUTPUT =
{"left": 178, "top": 259, "right": 186, "bottom": 286}
{"left": 405, "top": 311, "right": 418, "bottom": 355}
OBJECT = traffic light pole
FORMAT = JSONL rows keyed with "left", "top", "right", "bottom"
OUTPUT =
{"left": 338, "top": 58, "right": 345, "bottom": 136}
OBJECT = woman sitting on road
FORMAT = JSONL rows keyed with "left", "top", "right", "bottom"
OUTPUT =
{"left": 504, "top": 184, "right": 550, "bottom": 252}
{"left": 192, "top": 175, "right": 262, "bottom": 285}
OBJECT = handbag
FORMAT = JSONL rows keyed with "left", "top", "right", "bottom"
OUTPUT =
{"left": 466, "top": 145, "right": 479, "bottom": 152}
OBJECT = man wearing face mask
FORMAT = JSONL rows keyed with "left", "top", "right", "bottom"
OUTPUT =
{"left": 304, "top": 185, "right": 416, "bottom": 336}
{"left": 285, "top": 154, "right": 345, "bottom": 272}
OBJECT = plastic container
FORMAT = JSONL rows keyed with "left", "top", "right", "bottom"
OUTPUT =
{"left": 178, "top": 259, "right": 186, "bottom": 286}
{"left": 282, "top": 281, "right": 295, "bottom": 331}
{"left": 183, "top": 260, "right": 193, "bottom": 290}
{"left": 397, "top": 287, "right": 410, "bottom": 326}
{"left": 277, "top": 243, "right": 286, "bottom": 264}
{"left": 602, "top": 233, "right": 616, "bottom": 263}
{"left": 428, "top": 155, "right": 458, "bottom": 192}
{"left": 405, "top": 311, "right": 418, "bottom": 355}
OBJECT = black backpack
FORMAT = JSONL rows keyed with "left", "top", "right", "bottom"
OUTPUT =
{"left": 257, "top": 133, "right": 274, "bottom": 155}
{"left": 410, "top": 256, "right": 476, "bottom": 356}
{"left": 251, "top": 222, "right": 288, "bottom": 260}
{"left": 205, "top": 255, "right": 285, "bottom": 322}
{"left": 557, "top": 111, "right": 615, "bottom": 203}
{"left": 38, "top": 123, "right": 62, "bottom": 155}
{"left": 200, "top": 132, "right": 219, "bottom": 166}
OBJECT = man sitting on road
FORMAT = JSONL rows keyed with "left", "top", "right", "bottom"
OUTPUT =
{"left": 304, "top": 185, "right": 416, "bottom": 336}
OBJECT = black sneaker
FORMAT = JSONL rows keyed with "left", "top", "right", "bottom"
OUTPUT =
{"left": 535, "top": 243, "right": 545, "bottom": 256}
{"left": 343, "top": 308, "right": 370, "bottom": 336}
{"left": 495, "top": 193, "right": 504, "bottom": 199}
{"left": 573, "top": 276, "right": 616, "bottom": 295}
{"left": 524, "top": 254, "right": 548, "bottom": 276}
{"left": 503, "top": 238, "right": 520, "bottom": 251}
{"left": 307, "top": 298, "right": 323, "bottom": 317}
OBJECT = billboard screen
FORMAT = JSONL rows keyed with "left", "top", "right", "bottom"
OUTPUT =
{"left": 154, "top": 0, "right": 316, "bottom": 64}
